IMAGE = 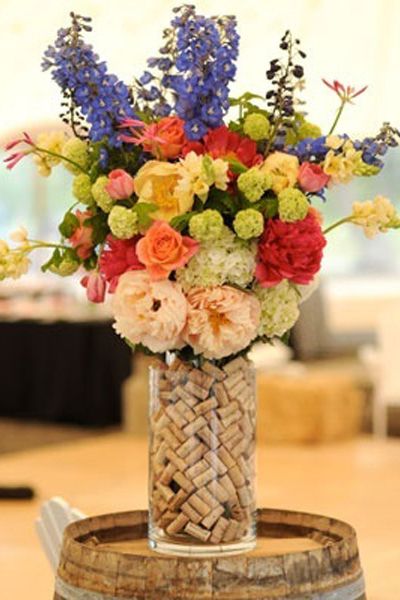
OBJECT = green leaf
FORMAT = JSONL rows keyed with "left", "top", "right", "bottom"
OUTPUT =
{"left": 263, "top": 197, "right": 279, "bottom": 218}
{"left": 134, "top": 203, "right": 158, "bottom": 228}
{"left": 41, "top": 248, "right": 61, "bottom": 272}
{"left": 59, "top": 212, "right": 79, "bottom": 238}
{"left": 205, "top": 189, "right": 240, "bottom": 216}
{"left": 228, "top": 159, "right": 248, "bottom": 175}
{"left": 84, "top": 212, "right": 109, "bottom": 246}
{"left": 170, "top": 211, "right": 199, "bottom": 232}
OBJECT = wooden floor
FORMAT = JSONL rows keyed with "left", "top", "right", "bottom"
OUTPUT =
{"left": 0, "top": 433, "right": 399, "bottom": 599}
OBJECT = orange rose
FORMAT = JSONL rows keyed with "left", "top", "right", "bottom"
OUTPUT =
{"left": 144, "top": 116, "right": 186, "bottom": 159}
{"left": 136, "top": 221, "right": 199, "bottom": 280}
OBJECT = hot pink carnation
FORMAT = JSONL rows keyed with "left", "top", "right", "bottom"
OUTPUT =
{"left": 256, "top": 213, "right": 326, "bottom": 287}
{"left": 69, "top": 210, "right": 94, "bottom": 260}
{"left": 136, "top": 221, "right": 199, "bottom": 281}
{"left": 184, "top": 286, "right": 261, "bottom": 360}
{"left": 297, "top": 162, "right": 330, "bottom": 193}
{"left": 105, "top": 169, "right": 134, "bottom": 200}
{"left": 99, "top": 235, "right": 145, "bottom": 293}
{"left": 112, "top": 271, "right": 187, "bottom": 353}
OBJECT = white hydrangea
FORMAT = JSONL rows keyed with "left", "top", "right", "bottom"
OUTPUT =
{"left": 255, "top": 280, "right": 300, "bottom": 338}
{"left": 176, "top": 227, "right": 256, "bottom": 291}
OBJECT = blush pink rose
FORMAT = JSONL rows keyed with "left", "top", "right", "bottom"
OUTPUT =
{"left": 112, "top": 271, "right": 187, "bottom": 353}
{"left": 136, "top": 221, "right": 199, "bottom": 281}
{"left": 80, "top": 271, "right": 106, "bottom": 303}
{"left": 105, "top": 169, "right": 135, "bottom": 200}
{"left": 69, "top": 210, "right": 94, "bottom": 260}
{"left": 184, "top": 286, "right": 261, "bottom": 360}
{"left": 99, "top": 235, "right": 145, "bottom": 293}
{"left": 297, "top": 162, "right": 330, "bottom": 193}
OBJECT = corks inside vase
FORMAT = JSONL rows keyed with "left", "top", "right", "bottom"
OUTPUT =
{"left": 149, "top": 355, "right": 256, "bottom": 550}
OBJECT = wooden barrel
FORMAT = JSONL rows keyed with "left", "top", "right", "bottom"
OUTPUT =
{"left": 55, "top": 509, "right": 366, "bottom": 599}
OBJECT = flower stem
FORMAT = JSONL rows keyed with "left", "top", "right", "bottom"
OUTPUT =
{"left": 33, "top": 146, "right": 87, "bottom": 173}
{"left": 323, "top": 216, "right": 353, "bottom": 235}
{"left": 328, "top": 100, "right": 346, "bottom": 135}
{"left": 27, "top": 240, "right": 71, "bottom": 251}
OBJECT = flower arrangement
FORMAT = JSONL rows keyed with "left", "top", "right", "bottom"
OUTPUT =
{"left": 3, "top": 6, "right": 400, "bottom": 363}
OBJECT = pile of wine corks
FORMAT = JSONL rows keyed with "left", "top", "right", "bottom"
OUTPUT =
{"left": 150, "top": 355, "right": 256, "bottom": 546}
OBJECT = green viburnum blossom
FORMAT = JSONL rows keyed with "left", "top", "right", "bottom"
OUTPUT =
{"left": 278, "top": 187, "right": 309, "bottom": 222}
{"left": 237, "top": 168, "right": 273, "bottom": 202}
{"left": 255, "top": 280, "right": 300, "bottom": 338}
{"left": 189, "top": 209, "right": 224, "bottom": 242}
{"left": 62, "top": 138, "right": 90, "bottom": 174}
{"left": 176, "top": 226, "right": 256, "bottom": 291}
{"left": 49, "top": 254, "right": 80, "bottom": 276}
{"left": 92, "top": 176, "right": 114, "bottom": 213}
{"left": 297, "top": 121, "right": 322, "bottom": 140}
{"left": 243, "top": 113, "right": 271, "bottom": 141}
{"left": 233, "top": 209, "right": 264, "bottom": 240}
{"left": 353, "top": 160, "right": 381, "bottom": 177}
{"left": 72, "top": 174, "right": 93, "bottom": 205}
{"left": 108, "top": 206, "right": 139, "bottom": 239}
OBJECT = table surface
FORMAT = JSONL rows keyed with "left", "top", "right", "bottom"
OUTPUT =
{"left": 0, "top": 433, "right": 399, "bottom": 599}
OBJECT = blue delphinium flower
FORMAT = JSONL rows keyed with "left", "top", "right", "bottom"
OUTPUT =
{"left": 137, "top": 5, "right": 240, "bottom": 140}
{"left": 42, "top": 13, "right": 136, "bottom": 148}
{"left": 286, "top": 136, "right": 330, "bottom": 162}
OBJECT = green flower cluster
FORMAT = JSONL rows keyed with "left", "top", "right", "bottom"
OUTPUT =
{"left": 176, "top": 226, "right": 256, "bottom": 291}
{"left": 108, "top": 206, "right": 139, "bottom": 239}
{"left": 49, "top": 254, "right": 80, "bottom": 276}
{"left": 91, "top": 176, "right": 114, "bottom": 213}
{"left": 189, "top": 209, "right": 224, "bottom": 242}
{"left": 353, "top": 160, "right": 381, "bottom": 177}
{"left": 243, "top": 113, "right": 271, "bottom": 141}
{"left": 72, "top": 174, "right": 93, "bottom": 205}
{"left": 62, "top": 138, "right": 90, "bottom": 174}
{"left": 278, "top": 187, "right": 309, "bottom": 222}
{"left": 297, "top": 121, "right": 322, "bottom": 140}
{"left": 233, "top": 209, "right": 264, "bottom": 239}
{"left": 255, "top": 280, "right": 300, "bottom": 338}
{"left": 238, "top": 167, "right": 273, "bottom": 202}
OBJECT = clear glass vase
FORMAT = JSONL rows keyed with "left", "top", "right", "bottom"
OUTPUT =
{"left": 148, "top": 354, "right": 256, "bottom": 557}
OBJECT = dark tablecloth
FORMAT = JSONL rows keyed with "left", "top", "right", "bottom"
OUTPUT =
{"left": 0, "top": 320, "right": 132, "bottom": 426}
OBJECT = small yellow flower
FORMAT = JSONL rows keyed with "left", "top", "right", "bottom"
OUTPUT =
{"left": 351, "top": 195, "right": 398, "bottom": 238}
{"left": 176, "top": 152, "right": 228, "bottom": 202}
{"left": 134, "top": 160, "right": 193, "bottom": 222}
{"left": 33, "top": 131, "right": 67, "bottom": 177}
{"left": 10, "top": 226, "right": 28, "bottom": 243}
{"left": 325, "top": 135, "right": 344, "bottom": 150}
{"left": 261, "top": 152, "right": 299, "bottom": 194}
{"left": 323, "top": 141, "right": 361, "bottom": 185}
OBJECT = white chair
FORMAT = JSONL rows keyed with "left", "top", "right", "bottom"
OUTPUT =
{"left": 359, "top": 307, "right": 400, "bottom": 437}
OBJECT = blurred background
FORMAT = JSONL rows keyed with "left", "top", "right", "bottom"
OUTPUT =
{"left": 0, "top": 1, "right": 400, "bottom": 597}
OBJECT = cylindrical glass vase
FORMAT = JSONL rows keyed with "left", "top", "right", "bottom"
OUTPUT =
{"left": 149, "top": 354, "right": 256, "bottom": 556}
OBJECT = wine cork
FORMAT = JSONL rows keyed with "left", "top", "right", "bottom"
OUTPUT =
{"left": 194, "top": 397, "right": 218, "bottom": 415}
{"left": 168, "top": 421, "right": 187, "bottom": 444}
{"left": 162, "top": 427, "right": 181, "bottom": 450}
{"left": 223, "top": 371, "right": 244, "bottom": 392}
{"left": 159, "top": 511, "right": 178, "bottom": 529}
{"left": 201, "top": 504, "right": 225, "bottom": 530}
{"left": 221, "top": 410, "right": 242, "bottom": 429}
{"left": 196, "top": 486, "right": 220, "bottom": 509}
{"left": 181, "top": 501, "right": 203, "bottom": 524}
{"left": 175, "top": 385, "right": 197, "bottom": 407}
{"left": 183, "top": 415, "right": 207, "bottom": 437}
{"left": 166, "top": 405, "right": 187, "bottom": 428}
{"left": 185, "top": 442, "right": 207, "bottom": 466}
{"left": 186, "top": 459, "right": 209, "bottom": 480}
{"left": 204, "top": 449, "right": 228, "bottom": 475}
{"left": 197, "top": 426, "right": 220, "bottom": 449}
{"left": 240, "top": 414, "right": 253, "bottom": 437}
{"left": 154, "top": 412, "right": 171, "bottom": 431}
{"left": 168, "top": 488, "right": 189, "bottom": 511}
{"left": 185, "top": 380, "right": 209, "bottom": 400}
{"left": 224, "top": 431, "right": 244, "bottom": 452}
{"left": 166, "top": 513, "right": 189, "bottom": 535}
{"left": 217, "top": 445, "right": 236, "bottom": 470}
{"left": 228, "top": 378, "right": 248, "bottom": 399}
{"left": 219, "top": 423, "right": 241, "bottom": 445}
{"left": 165, "top": 448, "right": 187, "bottom": 472}
{"left": 214, "top": 382, "right": 230, "bottom": 407}
{"left": 159, "top": 463, "right": 177, "bottom": 486}
{"left": 175, "top": 399, "right": 196, "bottom": 422}
{"left": 237, "top": 486, "right": 252, "bottom": 507}
{"left": 188, "top": 368, "right": 214, "bottom": 391}
{"left": 202, "top": 361, "right": 226, "bottom": 381}
{"left": 193, "top": 466, "right": 216, "bottom": 488}
{"left": 176, "top": 437, "right": 199, "bottom": 459}
{"left": 188, "top": 493, "right": 212, "bottom": 517}
{"left": 172, "top": 470, "right": 195, "bottom": 494}
{"left": 157, "top": 483, "right": 175, "bottom": 503}
{"left": 220, "top": 473, "right": 237, "bottom": 498}
{"left": 154, "top": 441, "right": 168, "bottom": 465}
{"left": 228, "top": 464, "right": 246, "bottom": 487}
{"left": 207, "top": 480, "right": 229, "bottom": 504}
{"left": 184, "top": 522, "right": 211, "bottom": 542}
{"left": 159, "top": 378, "right": 173, "bottom": 392}
{"left": 209, "top": 516, "right": 229, "bottom": 544}
{"left": 230, "top": 438, "right": 249, "bottom": 459}
{"left": 217, "top": 402, "right": 239, "bottom": 420}
{"left": 223, "top": 519, "right": 240, "bottom": 542}
{"left": 223, "top": 356, "right": 248, "bottom": 375}
{"left": 207, "top": 414, "right": 224, "bottom": 434}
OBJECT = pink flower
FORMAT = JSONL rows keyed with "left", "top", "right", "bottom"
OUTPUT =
{"left": 297, "top": 162, "right": 330, "bottom": 193}
{"left": 81, "top": 272, "right": 106, "bottom": 303}
{"left": 120, "top": 116, "right": 187, "bottom": 159}
{"left": 4, "top": 131, "right": 34, "bottom": 170}
{"left": 136, "top": 221, "right": 199, "bottom": 281}
{"left": 105, "top": 169, "right": 134, "bottom": 200}
{"left": 184, "top": 286, "right": 261, "bottom": 360}
{"left": 322, "top": 79, "right": 367, "bottom": 103}
{"left": 69, "top": 210, "right": 94, "bottom": 260}
{"left": 99, "top": 235, "right": 145, "bottom": 293}
{"left": 112, "top": 271, "right": 187, "bottom": 353}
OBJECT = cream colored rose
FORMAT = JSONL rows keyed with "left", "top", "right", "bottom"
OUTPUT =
{"left": 112, "top": 271, "right": 187, "bottom": 352}
{"left": 134, "top": 160, "right": 194, "bottom": 222}
{"left": 261, "top": 152, "right": 299, "bottom": 194}
{"left": 184, "top": 285, "right": 261, "bottom": 360}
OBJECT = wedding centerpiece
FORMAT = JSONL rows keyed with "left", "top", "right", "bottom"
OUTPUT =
{"left": 3, "top": 5, "right": 400, "bottom": 556}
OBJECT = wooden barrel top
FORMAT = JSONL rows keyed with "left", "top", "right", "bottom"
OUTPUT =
{"left": 55, "top": 508, "right": 366, "bottom": 599}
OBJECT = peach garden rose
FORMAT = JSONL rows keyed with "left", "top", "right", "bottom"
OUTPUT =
{"left": 184, "top": 285, "right": 261, "bottom": 359}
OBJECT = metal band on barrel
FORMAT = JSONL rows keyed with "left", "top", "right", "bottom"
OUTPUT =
{"left": 55, "top": 573, "right": 366, "bottom": 600}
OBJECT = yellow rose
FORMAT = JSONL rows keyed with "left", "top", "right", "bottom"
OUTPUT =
{"left": 261, "top": 152, "right": 299, "bottom": 194}
{"left": 134, "top": 160, "right": 194, "bottom": 222}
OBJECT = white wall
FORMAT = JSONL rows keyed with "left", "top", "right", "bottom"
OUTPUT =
{"left": 0, "top": 0, "right": 399, "bottom": 138}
